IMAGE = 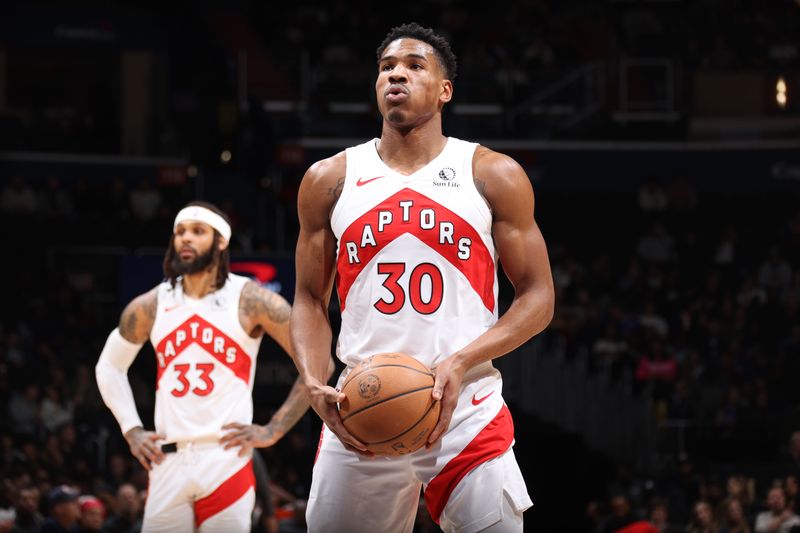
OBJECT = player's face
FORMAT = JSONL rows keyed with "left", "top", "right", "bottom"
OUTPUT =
{"left": 376, "top": 38, "right": 453, "bottom": 127}
{"left": 172, "top": 221, "right": 219, "bottom": 274}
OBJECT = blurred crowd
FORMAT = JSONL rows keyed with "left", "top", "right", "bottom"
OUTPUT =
{"left": 543, "top": 176, "right": 800, "bottom": 532}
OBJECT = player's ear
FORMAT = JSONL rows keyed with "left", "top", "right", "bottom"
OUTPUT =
{"left": 440, "top": 79, "right": 453, "bottom": 105}
{"left": 218, "top": 237, "right": 229, "bottom": 251}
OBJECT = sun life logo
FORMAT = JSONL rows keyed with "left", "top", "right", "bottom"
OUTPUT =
{"left": 434, "top": 167, "right": 459, "bottom": 188}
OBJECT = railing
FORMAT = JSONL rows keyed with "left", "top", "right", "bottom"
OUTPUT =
{"left": 497, "top": 334, "right": 657, "bottom": 472}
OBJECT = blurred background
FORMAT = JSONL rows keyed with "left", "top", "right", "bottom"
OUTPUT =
{"left": 1, "top": 0, "right": 799, "bottom": 531}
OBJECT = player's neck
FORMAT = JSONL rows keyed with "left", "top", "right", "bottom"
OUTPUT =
{"left": 377, "top": 118, "right": 447, "bottom": 176}
{"left": 181, "top": 267, "right": 220, "bottom": 299}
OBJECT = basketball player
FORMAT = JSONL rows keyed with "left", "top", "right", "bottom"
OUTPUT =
{"left": 95, "top": 201, "right": 315, "bottom": 532}
{"left": 291, "top": 23, "right": 554, "bottom": 533}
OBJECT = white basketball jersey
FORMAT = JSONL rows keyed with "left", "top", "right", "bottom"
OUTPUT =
{"left": 150, "top": 274, "right": 261, "bottom": 442}
{"left": 331, "top": 137, "right": 499, "bottom": 369}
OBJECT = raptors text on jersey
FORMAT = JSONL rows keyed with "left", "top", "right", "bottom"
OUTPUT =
{"left": 331, "top": 138, "right": 499, "bottom": 369}
{"left": 150, "top": 274, "right": 261, "bottom": 442}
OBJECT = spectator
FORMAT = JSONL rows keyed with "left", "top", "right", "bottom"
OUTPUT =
{"left": 686, "top": 500, "right": 718, "bottom": 533}
{"left": 127, "top": 178, "right": 162, "bottom": 223}
{"left": 602, "top": 494, "right": 637, "bottom": 533}
{"left": 754, "top": 487, "right": 800, "bottom": 533}
{"left": 785, "top": 475, "right": 798, "bottom": 513}
{"left": 0, "top": 176, "right": 38, "bottom": 216}
{"left": 640, "top": 304, "right": 669, "bottom": 338}
{"left": 714, "top": 228, "right": 738, "bottom": 266}
{"left": 37, "top": 176, "right": 75, "bottom": 219}
{"left": 721, "top": 498, "right": 751, "bottom": 533}
{"left": 10, "top": 485, "right": 43, "bottom": 533}
{"left": 77, "top": 496, "right": 104, "bottom": 533}
{"left": 41, "top": 485, "right": 80, "bottom": 533}
{"left": 759, "top": 248, "right": 792, "bottom": 292}
{"left": 649, "top": 500, "right": 681, "bottom": 532}
{"left": 8, "top": 384, "right": 40, "bottom": 437}
{"left": 101, "top": 483, "right": 142, "bottom": 533}
{"left": 638, "top": 179, "right": 668, "bottom": 213}
{"left": 40, "top": 385, "right": 73, "bottom": 433}
{"left": 667, "top": 177, "right": 697, "bottom": 212}
{"left": 637, "top": 224, "right": 676, "bottom": 264}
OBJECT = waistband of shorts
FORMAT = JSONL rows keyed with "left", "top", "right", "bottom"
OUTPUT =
{"left": 160, "top": 435, "right": 220, "bottom": 453}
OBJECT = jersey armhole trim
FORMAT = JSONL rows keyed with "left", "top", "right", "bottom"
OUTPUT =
{"left": 464, "top": 143, "right": 493, "bottom": 228}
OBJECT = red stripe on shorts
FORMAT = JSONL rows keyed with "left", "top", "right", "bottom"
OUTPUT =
{"left": 424, "top": 404, "right": 514, "bottom": 524}
{"left": 194, "top": 459, "right": 255, "bottom": 528}
{"left": 314, "top": 426, "right": 325, "bottom": 464}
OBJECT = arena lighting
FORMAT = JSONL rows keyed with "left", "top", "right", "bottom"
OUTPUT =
{"left": 220, "top": 149, "right": 232, "bottom": 164}
{"left": 776, "top": 76, "right": 787, "bottom": 109}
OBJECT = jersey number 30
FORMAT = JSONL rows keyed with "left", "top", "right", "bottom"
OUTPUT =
{"left": 374, "top": 262, "right": 443, "bottom": 315}
{"left": 171, "top": 363, "right": 215, "bottom": 397}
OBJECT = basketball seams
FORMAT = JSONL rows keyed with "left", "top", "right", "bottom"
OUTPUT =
{"left": 366, "top": 399, "right": 440, "bottom": 445}
{"left": 341, "top": 363, "right": 433, "bottom": 390}
{"left": 339, "top": 385, "right": 434, "bottom": 422}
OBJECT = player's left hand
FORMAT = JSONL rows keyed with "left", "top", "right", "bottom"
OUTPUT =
{"left": 427, "top": 356, "right": 467, "bottom": 447}
{"left": 220, "top": 423, "right": 279, "bottom": 457}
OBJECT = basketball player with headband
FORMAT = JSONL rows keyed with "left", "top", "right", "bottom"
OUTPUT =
{"left": 95, "top": 201, "right": 321, "bottom": 532}
{"left": 292, "top": 23, "right": 555, "bottom": 533}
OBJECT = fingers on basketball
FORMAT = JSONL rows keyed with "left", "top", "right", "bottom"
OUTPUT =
{"left": 338, "top": 353, "right": 440, "bottom": 456}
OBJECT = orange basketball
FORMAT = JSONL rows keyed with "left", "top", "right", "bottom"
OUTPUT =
{"left": 339, "top": 353, "right": 441, "bottom": 456}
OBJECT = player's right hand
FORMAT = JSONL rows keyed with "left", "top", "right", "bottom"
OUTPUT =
{"left": 302, "top": 377, "right": 372, "bottom": 456}
{"left": 124, "top": 427, "right": 166, "bottom": 471}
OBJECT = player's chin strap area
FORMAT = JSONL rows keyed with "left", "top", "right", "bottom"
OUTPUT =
{"left": 95, "top": 328, "right": 144, "bottom": 434}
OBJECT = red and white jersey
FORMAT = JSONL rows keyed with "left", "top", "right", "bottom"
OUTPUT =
{"left": 332, "top": 137, "right": 498, "bottom": 369}
{"left": 150, "top": 274, "right": 261, "bottom": 442}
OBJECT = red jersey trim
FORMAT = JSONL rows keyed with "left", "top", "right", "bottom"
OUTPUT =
{"left": 336, "top": 188, "right": 495, "bottom": 313}
{"left": 154, "top": 314, "right": 252, "bottom": 388}
{"left": 423, "top": 404, "right": 514, "bottom": 524}
{"left": 194, "top": 459, "right": 255, "bottom": 527}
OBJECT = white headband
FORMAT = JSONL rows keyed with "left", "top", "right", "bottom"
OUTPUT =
{"left": 174, "top": 206, "right": 232, "bottom": 242}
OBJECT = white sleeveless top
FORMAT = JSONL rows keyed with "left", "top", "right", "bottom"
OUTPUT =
{"left": 331, "top": 137, "right": 499, "bottom": 370}
{"left": 150, "top": 273, "right": 261, "bottom": 441}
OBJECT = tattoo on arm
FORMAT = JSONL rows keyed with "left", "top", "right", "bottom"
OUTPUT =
{"left": 474, "top": 178, "right": 492, "bottom": 211}
{"left": 119, "top": 290, "right": 157, "bottom": 343}
{"left": 241, "top": 282, "right": 291, "bottom": 326}
{"left": 266, "top": 378, "right": 309, "bottom": 439}
{"left": 327, "top": 177, "right": 345, "bottom": 200}
{"left": 474, "top": 178, "right": 487, "bottom": 197}
{"left": 120, "top": 309, "right": 138, "bottom": 340}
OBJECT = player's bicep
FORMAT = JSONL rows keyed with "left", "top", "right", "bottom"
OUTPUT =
{"left": 483, "top": 155, "right": 552, "bottom": 290}
{"left": 248, "top": 284, "right": 294, "bottom": 355}
{"left": 118, "top": 288, "right": 157, "bottom": 344}
{"left": 294, "top": 160, "right": 342, "bottom": 304}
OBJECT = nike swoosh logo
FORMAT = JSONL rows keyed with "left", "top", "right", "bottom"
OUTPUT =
{"left": 471, "top": 391, "right": 494, "bottom": 406}
{"left": 356, "top": 176, "right": 384, "bottom": 187}
{"left": 164, "top": 305, "right": 181, "bottom": 313}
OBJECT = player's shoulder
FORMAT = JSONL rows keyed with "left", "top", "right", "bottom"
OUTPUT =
{"left": 303, "top": 151, "right": 347, "bottom": 187}
{"left": 472, "top": 145, "right": 532, "bottom": 201}
{"left": 239, "top": 280, "right": 291, "bottom": 324}
{"left": 472, "top": 145, "right": 526, "bottom": 180}
{"left": 127, "top": 286, "right": 159, "bottom": 312}
{"left": 119, "top": 286, "right": 159, "bottom": 342}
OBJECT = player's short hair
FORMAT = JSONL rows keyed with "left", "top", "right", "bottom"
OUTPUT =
{"left": 376, "top": 22, "right": 458, "bottom": 81}
{"left": 163, "top": 200, "right": 231, "bottom": 289}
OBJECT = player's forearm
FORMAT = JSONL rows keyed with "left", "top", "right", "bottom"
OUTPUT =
{"left": 265, "top": 377, "right": 310, "bottom": 439}
{"left": 450, "top": 282, "right": 554, "bottom": 371}
{"left": 289, "top": 294, "right": 334, "bottom": 383}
